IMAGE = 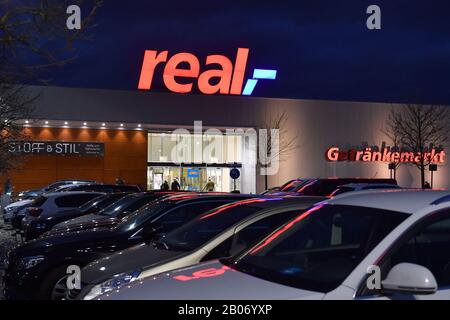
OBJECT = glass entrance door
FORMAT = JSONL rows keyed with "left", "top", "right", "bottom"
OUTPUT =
{"left": 148, "top": 165, "right": 241, "bottom": 192}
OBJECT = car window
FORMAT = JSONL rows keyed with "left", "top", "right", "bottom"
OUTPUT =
{"left": 31, "top": 195, "right": 48, "bottom": 207}
{"left": 78, "top": 194, "right": 108, "bottom": 211}
{"left": 152, "top": 201, "right": 231, "bottom": 235}
{"left": 330, "top": 187, "right": 354, "bottom": 196}
{"left": 382, "top": 215, "right": 450, "bottom": 289}
{"left": 185, "top": 209, "right": 297, "bottom": 261}
{"left": 163, "top": 204, "right": 263, "bottom": 251}
{"left": 229, "top": 205, "right": 408, "bottom": 293}
{"left": 115, "top": 196, "right": 157, "bottom": 218}
{"left": 280, "top": 179, "right": 310, "bottom": 192}
{"left": 54, "top": 193, "right": 101, "bottom": 208}
{"left": 113, "top": 186, "right": 140, "bottom": 192}
{"left": 79, "top": 193, "right": 127, "bottom": 212}
{"left": 230, "top": 211, "right": 300, "bottom": 256}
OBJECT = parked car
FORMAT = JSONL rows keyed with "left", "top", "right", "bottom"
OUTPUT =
{"left": 20, "top": 192, "right": 105, "bottom": 240}
{"left": 329, "top": 183, "right": 402, "bottom": 197}
{"left": 96, "top": 190, "right": 450, "bottom": 300}
{"left": 22, "top": 192, "right": 130, "bottom": 240}
{"left": 78, "top": 196, "right": 325, "bottom": 300}
{"left": 269, "top": 178, "right": 397, "bottom": 197}
{"left": 50, "top": 191, "right": 181, "bottom": 231}
{"left": 3, "top": 199, "right": 34, "bottom": 224}
{"left": 14, "top": 180, "right": 95, "bottom": 201}
{"left": 61, "top": 184, "right": 142, "bottom": 193}
{"left": 3, "top": 193, "right": 256, "bottom": 300}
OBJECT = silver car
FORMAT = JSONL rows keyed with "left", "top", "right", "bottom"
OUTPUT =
{"left": 96, "top": 190, "right": 450, "bottom": 300}
{"left": 79, "top": 196, "right": 325, "bottom": 299}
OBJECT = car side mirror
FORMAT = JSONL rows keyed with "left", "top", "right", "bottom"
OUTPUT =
{"left": 381, "top": 263, "right": 437, "bottom": 295}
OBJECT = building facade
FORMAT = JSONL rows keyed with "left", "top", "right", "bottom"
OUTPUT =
{"left": 2, "top": 85, "right": 449, "bottom": 193}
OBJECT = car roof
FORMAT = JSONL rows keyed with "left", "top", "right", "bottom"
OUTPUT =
{"left": 43, "top": 191, "right": 105, "bottom": 197}
{"left": 215, "top": 196, "right": 327, "bottom": 211}
{"left": 337, "top": 183, "right": 400, "bottom": 189}
{"left": 327, "top": 189, "right": 450, "bottom": 214}
{"left": 161, "top": 193, "right": 257, "bottom": 204}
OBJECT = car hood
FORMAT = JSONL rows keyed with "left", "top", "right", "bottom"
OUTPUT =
{"left": 82, "top": 243, "right": 186, "bottom": 284}
{"left": 5, "top": 199, "right": 33, "bottom": 209}
{"left": 97, "top": 261, "right": 324, "bottom": 300}
{"left": 47, "top": 216, "right": 119, "bottom": 235}
{"left": 11, "top": 228, "right": 117, "bottom": 257}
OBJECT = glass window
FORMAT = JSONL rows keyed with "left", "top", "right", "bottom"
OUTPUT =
{"left": 230, "top": 211, "right": 300, "bottom": 256}
{"left": 78, "top": 194, "right": 108, "bottom": 211}
{"left": 31, "top": 195, "right": 48, "bottom": 207}
{"left": 163, "top": 204, "right": 263, "bottom": 251}
{"left": 382, "top": 215, "right": 450, "bottom": 288}
{"left": 330, "top": 187, "right": 354, "bottom": 196}
{"left": 280, "top": 179, "right": 311, "bottom": 192}
{"left": 228, "top": 205, "right": 408, "bottom": 293}
{"left": 54, "top": 193, "right": 101, "bottom": 208}
{"left": 153, "top": 201, "right": 232, "bottom": 235}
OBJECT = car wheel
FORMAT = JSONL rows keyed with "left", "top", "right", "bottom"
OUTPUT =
{"left": 37, "top": 265, "right": 71, "bottom": 300}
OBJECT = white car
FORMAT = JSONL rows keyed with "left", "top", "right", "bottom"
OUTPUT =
{"left": 96, "top": 189, "right": 450, "bottom": 300}
{"left": 78, "top": 196, "right": 325, "bottom": 300}
{"left": 3, "top": 199, "right": 33, "bottom": 223}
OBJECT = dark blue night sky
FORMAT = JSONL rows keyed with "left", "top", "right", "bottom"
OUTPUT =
{"left": 40, "top": 0, "right": 450, "bottom": 104}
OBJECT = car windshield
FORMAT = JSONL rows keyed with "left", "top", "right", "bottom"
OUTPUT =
{"left": 227, "top": 204, "right": 409, "bottom": 293}
{"left": 31, "top": 195, "right": 47, "bottom": 207}
{"left": 280, "top": 179, "right": 310, "bottom": 192}
{"left": 113, "top": 200, "right": 173, "bottom": 232}
{"left": 78, "top": 194, "right": 108, "bottom": 211}
{"left": 161, "top": 200, "right": 266, "bottom": 251}
{"left": 98, "top": 195, "right": 141, "bottom": 216}
{"left": 329, "top": 187, "right": 354, "bottom": 197}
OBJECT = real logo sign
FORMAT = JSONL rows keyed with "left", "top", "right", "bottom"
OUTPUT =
{"left": 137, "top": 48, "right": 277, "bottom": 96}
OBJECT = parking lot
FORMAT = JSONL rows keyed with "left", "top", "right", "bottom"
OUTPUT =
{"left": 0, "top": 217, "right": 22, "bottom": 300}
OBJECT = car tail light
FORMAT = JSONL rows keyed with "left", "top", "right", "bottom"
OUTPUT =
{"left": 27, "top": 207, "right": 43, "bottom": 217}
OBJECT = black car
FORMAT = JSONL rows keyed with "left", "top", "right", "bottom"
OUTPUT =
{"left": 61, "top": 184, "right": 142, "bottom": 193}
{"left": 3, "top": 193, "right": 255, "bottom": 300}
{"left": 46, "top": 191, "right": 190, "bottom": 234}
{"left": 22, "top": 192, "right": 130, "bottom": 241}
{"left": 269, "top": 178, "right": 398, "bottom": 196}
{"left": 76, "top": 196, "right": 325, "bottom": 300}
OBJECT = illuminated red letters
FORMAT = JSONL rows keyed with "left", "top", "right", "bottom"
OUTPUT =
{"left": 173, "top": 266, "right": 233, "bottom": 282}
{"left": 163, "top": 53, "right": 200, "bottom": 93}
{"left": 138, "top": 48, "right": 249, "bottom": 95}
{"left": 325, "top": 146, "right": 446, "bottom": 164}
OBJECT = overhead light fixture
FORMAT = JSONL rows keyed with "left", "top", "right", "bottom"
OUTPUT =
{"left": 25, "top": 120, "right": 29, "bottom": 124}
{"left": 83, "top": 122, "right": 87, "bottom": 126}
{"left": 102, "top": 123, "right": 106, "bottom": 126}
{"left": 120, "top": 123, "right": 124, "bottom": 127}
{"left": 45, "top": 121, "right": 49, "bottom": 125}
{"left": 64, "top": 121, "right": 68, "bottom": 125}
{"left": 138, "top": 124, "right": 142, "bottom": 128}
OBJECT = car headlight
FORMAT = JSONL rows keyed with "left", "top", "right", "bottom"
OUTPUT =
{"left": 16, "top": 255, "right": 45, "bottom": 270}
{"left": 83, "top": 269, "right": 141, "bottom": 300}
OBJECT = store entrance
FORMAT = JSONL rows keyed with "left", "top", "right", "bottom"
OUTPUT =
{"left": 147, "top": 165, "right": 241, "bottom": 192}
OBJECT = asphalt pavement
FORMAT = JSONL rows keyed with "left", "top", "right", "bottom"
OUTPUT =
{"left": 0, "top": 216, "right": 22, "bottom": 300}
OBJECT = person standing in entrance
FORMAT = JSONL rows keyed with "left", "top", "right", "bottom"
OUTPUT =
{"left": 161, "top": 180, "right": 170, "bottom": 191}
{"left": 171, "top": 178, "right": 180, "bottom": 191}
{"left": 203, "top": 178, "right": 215, "bottom": 192}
